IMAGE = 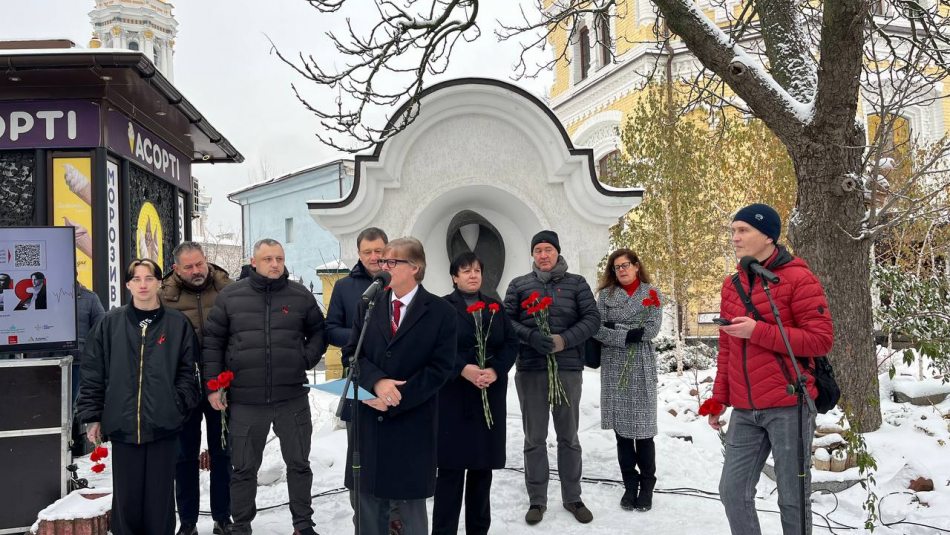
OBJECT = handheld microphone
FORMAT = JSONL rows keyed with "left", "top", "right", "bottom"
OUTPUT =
{"left": 361, "top": 271, "right": 392, "bottom": 303}
{"left": 739, "top": 256, "right": 780, "bottom": 283}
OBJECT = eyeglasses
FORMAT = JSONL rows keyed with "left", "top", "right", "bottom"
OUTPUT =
{"left": 613, "top": 262, "right": 635, "bottom": 272}
{"left": 377, "top": 258, "right": 412, "bottom": 269}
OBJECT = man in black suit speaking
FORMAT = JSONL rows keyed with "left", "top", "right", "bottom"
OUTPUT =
{"left": 342, "top": 237, "right": 457, "bottom": 535}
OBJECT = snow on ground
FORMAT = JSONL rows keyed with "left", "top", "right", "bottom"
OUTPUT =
{"left": 76, "top": 364, "right": 950, "bottom": 534}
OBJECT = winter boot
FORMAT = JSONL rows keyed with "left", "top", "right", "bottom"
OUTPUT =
{"left": 635, "top": 478, "right": 656, "bottom": 511}
{"left": 620, "top": 470, "right": 639, "bottom": 510}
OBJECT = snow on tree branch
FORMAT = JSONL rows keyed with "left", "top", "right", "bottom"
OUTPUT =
{"left": 650, "top": 0, "right": 815, "bottom": 136}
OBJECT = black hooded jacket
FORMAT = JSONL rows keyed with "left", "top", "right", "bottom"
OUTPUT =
{"left": 203, "top": 268, "right": 327, "bottom": 405}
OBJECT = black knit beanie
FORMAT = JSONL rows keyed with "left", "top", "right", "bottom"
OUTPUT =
{"left": 530, "top": 230, "right": 561, "bottom": 253}
{"left": 733, "top": 203, "right": 781, "bottom": 243}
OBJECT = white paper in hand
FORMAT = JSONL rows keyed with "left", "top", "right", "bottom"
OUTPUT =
{"left": 307, "top": 379, "right": 376, "bottom": 400}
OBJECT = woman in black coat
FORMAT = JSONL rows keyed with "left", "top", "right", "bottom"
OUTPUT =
{"left": 432, "top": 252, "right": 519, "bottom": 535}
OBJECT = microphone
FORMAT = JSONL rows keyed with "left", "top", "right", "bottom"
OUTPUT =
{"left": 361, "top": 271, "right": 392, "bottom": 303}
{"left": 740, "top": 256, "right": 780, "bottom": 283}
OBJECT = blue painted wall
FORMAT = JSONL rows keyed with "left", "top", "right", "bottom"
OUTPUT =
{"left": 230, "top": 160, "right": 353, "bottom": 301}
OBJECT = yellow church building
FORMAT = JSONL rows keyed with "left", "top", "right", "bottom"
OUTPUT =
{"left": 544, "top": 0, "right": 947, "bottom": 338}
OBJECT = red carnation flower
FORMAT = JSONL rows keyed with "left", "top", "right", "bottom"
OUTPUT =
{"left": 466, "top": 301, "right": 486, "bottom": 313}
{"left": 521, "top": 291, "right": 541, "bottom": 309}
{"left": 90, "top": 446, "right": 108, "bottom": 462}
{"left": 207, "top": 379, "right": 220, "bottom": 391}
{"left": 488, "top": 303, "right": 500, "bottom": 313}
{"left": 539, "top": 296, "right": 553, "bottom": 308}
{"left": 91, "top": 463, "right": 106, "bottom": 473}
{"left": 217, "top": 370, "right": 234, "bottom": 388}
{"left": 698, "top": 398, "right": 725, "bottom": 417}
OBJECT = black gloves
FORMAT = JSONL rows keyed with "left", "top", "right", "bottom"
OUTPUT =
{"left": 529, "top": 331, "right": 556, "bottom": 354}
{"left": 625, "top": 328, "right": 645, "bottom": 344}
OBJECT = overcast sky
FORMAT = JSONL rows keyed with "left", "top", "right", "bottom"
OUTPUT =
{"left": 3, "top": 0, "right": 553, "bottom": 233}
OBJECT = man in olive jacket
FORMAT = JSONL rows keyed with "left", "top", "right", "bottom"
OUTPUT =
{"left": 160, "top": 242, "right": 232, "bottom": 535}
{"left": 503, "top": 230, "right": 600, "bottom": 526}
{"left": 204, "top": 239, "right": 327, "bottom": 535}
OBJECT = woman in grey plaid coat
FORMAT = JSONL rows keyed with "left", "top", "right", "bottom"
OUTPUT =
{"left": 593, "top": 249, "right": 663, "bottom": 513}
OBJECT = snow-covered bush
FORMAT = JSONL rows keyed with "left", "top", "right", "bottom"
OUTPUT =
{"left": 655, "top": 338, "right": 717, "bottom": 373}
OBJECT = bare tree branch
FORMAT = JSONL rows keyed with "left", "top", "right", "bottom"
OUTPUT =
{"left": 495, "top": 0, "right": 619, "bottom": 80}
{"left": 272, "top": 0, "right": 480, "bottom": 152}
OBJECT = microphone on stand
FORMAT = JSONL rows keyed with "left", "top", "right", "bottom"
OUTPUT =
{"left": 361, "top": 271, "right": 392, "bottom": 303}
{"left": 739, "top": 256, "right": 780, "bottom": 283}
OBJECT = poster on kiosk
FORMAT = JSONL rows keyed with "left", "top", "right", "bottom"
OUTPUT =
{"left": 0, "top": 227, "right": 78, "bottom": 353}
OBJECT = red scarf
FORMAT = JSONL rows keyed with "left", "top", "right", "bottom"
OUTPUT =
{"left": 622, "top": 279, "right": 641, "bottom": 297}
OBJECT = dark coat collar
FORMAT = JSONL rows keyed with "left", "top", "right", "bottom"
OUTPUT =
{"left": 124, "top": 302, "right": 165, "bottom": 326}
{"left": 247, "top": 267, "right": 290, "bottom": 292}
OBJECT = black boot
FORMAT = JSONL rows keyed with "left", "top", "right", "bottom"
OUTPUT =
{"left": 617, "top": 433, "right": 641, "bottom": 511}
{"left": 634, "top": 437, "right": 656, "bottom": 511}
{"left": 620, "top": 470, "right": 639, "bottom": 510}
{"left": 635, "top": 478, "right": 655, "bottom": 511}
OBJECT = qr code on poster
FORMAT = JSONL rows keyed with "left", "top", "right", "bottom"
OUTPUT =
{"left": 15, "top": 243, "right": 42, "bottom": 268}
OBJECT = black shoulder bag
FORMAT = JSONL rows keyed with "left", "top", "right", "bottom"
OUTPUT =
{"left": 584, "top": 336, "right": 602, "bottom": 369}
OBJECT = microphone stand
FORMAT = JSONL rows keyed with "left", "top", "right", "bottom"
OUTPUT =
{"left": 336, "top": 298, "right": 379, "bottom": 535}
{"left": 759, "top": 277, "right": 815, "bottom": 535}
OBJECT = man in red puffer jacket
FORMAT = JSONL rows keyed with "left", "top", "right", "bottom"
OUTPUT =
{"left": 707, "top": 203, "right": 833, "bottom": 535}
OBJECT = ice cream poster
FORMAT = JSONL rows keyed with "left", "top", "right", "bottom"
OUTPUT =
{"left": 52, "top": 157, "right": 93, "bottom": 290}
{"left": 136, "top": 201, "right": 164, "bottom": 272}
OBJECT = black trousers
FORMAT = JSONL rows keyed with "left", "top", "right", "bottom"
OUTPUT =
{"left": 111, "top": 434, "right": 178, "bottom": 535}
{"left": 431, "top": 468, "right": 492, "bottom": 535}
{"left": 176, "top": 397, "right": 232, "bottom": 524}
{"left": 229, "top": 396, "right": 314, "bottom": 534}
{"left": 616, "top": 433, "right": 656, "bottom": 488}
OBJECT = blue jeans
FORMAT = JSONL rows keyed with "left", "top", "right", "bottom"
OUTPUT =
{"left": 719, "top": 404, "right": 815, "bottom": 535}
{"left": 176, "top": 398, "right": 232, "bottom": 524}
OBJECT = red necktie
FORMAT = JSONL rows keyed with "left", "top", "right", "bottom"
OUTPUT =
{"left": 391, "top": 300, "right": 403, "bottom": 335}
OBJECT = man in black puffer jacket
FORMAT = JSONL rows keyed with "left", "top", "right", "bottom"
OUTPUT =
{"left": 204, "top": 238, "right": 327, "bottom": 535}
{"left": 504, "top": 230, "right": 600, "bottom": 526}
